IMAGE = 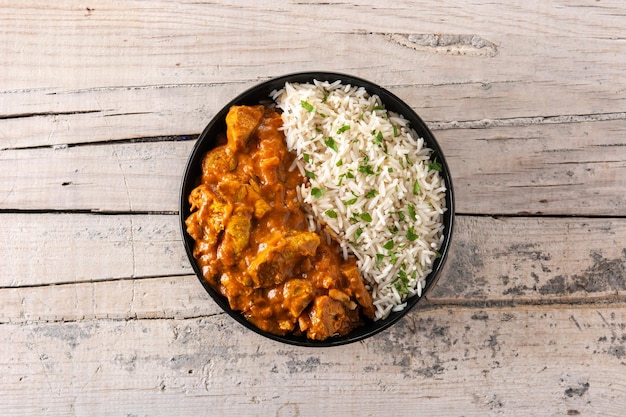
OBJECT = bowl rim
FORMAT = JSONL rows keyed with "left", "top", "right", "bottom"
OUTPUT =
{"left": 179, "top": 71, "right": 455, "bottom": 347}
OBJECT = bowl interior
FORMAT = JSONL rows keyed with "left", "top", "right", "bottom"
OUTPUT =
{"left": 179, "top": 72, "right": 454, "bottom": 347}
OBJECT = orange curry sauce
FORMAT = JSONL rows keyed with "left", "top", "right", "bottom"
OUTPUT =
{"left": 185, "top": 105, "right": 375, "bottom": 340}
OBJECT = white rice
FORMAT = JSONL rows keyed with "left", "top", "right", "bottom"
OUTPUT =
{"left": 271, "top": 80, "right": 447, "bottom": 320}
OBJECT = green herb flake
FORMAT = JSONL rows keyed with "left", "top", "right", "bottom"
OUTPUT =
{"left": 397, "top": 210, "right": 406, "bottom": 222}
{"left": 336, "top": 159, "right": 343, "bottom": 167}
{"left": 376, "top": 253, "right": 385, "bottom": 267}
{"left": 375, "top": 131, "right": 384, "bottom": 143}
{"left": 355, "top": 227, "right": 363, "bottom": 241}
{"left": 393, "top": 125, "right": 399, "bottom": 137}
{"left": 413, "top": 179, "right": 421, "bottom": 195}
{"left": 428, "top": 158, "right": 443, "bottom": 172}
{"left": 372, "top": 104, "right": 384, "bottom": 111}
{"left": 365, "top": 189, "right": 379, "bottom": 198}
{"left": 322, "top": 92, "right": 329, "bottom": 103}
{"left": 324, "top": 136, "right": 338, "bottom": 152}
{"left": 360, "top": 212, "right": 372, "bottom": 222}
{"left": 383, "top": 240, "right": 395, "bottom": 250}
{"left": 305, "top": 171, "right": 316, "bottom": 180}
{"left": 325, "top": 209, "right": 338, "bottom": 219}
{"left": 407, "top": 204, "right": 417, "bottom": 221}
{"left": 388, "top": 167, "right": 393, "bottom": 173}
{"left": 389, "top": 251, "right": 398, "bottom": 265}
{"left": 406, "top": 226, "right": 419, "bottom": 242}
{"left": 301, "top": 100, "right": 315, "bottom": 112}
{"left": 344, "top": 197, "right": 358, "bottom": 206}
{"left": 337, "top": 125, "right": 350, "bottom": 134}
{"left": 358, "top": 164, "right": 375, "bottom": 176}
{"left": 436, "top": 251, "right": 442, "bottom": 259}
{"left": 311, "top": 187, "right": 324, "bottom": 198}
{"left": 393, "top": 269, "right": 410, "bottom": 295}
{"left": 303, "top": 153, "right": 310, "bottom": 163}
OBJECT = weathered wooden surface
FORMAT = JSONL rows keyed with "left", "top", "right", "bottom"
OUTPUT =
{"left": 1, "top": 1, "right": 625, "bottom": 416}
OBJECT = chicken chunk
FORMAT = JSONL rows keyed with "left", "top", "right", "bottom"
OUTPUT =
{"left": 217, "top": 207, "right": 252, "bottom": 267}
{"left": 248, "top": 231, "right": 321, "bottom": 288}
{"left": 341, "top": 261, "right": 376, "bottom": 319}
{"left": 186, "top": 184, "right": 231, "bottom": 240}
{"left": 201, "top": 145, "right": 237, "bottom": 183}
{"left": 306, "top": 295, "right": 350, "bottom": 341}
{"left": 225, "top": 105, "right": 264, "bottom": 152}
{"left": 282, "top": 279, "right": 314, "bottom": 319}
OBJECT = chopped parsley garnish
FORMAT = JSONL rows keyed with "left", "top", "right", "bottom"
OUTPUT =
{"left": 413, "top": 179, "right": 421, "bottom": 195}
{"left": 301, "top": 100, "right": 315, "bottom": 112}
{"left": 436, "top": 251, "right": 442, "bottom": 259}
{"left": 406, "top": 226, "right": 419, "bottom": 242}
{"left": 428, "top": 158, "right": 443, "bottom": 172}
{"left": 372, "top": 104, "right": 384, "bottom": 111}
{"left": 305, "top": 171, "right": 316, "bottom": 180}
{"left": 393, "top": 125, "right": 399, "bottom": 137}
{"left": 394, "top": 269, "right": 410, "bottom": 295}
{"left": 322, "top": 92, "right": 329, "bottom": 103}
{"left": 383, "top": 240, "right": 395, "bottom": 250}
{"left": 337, "top": 125, "right": 350, "bottom": 134}
{"left": 359, "top": 212, "right": 372, "bottom": 222}
{"left": 324, "top": 136, "right": 338, "bottom": 152}
{"left": 336, "top": 159, "right": 343, "bottom": 167}
{"left": 311, "top": 187, "right": 324, "bottom": 198}
{"left": 358, "top": 164, "right": 375, "bottom": 176}
{"left": 407, "top": 204, "right": 417, "bottom": 221}
{"left": 303, "top": 153, "right": 310, "bottom": 163}
{"left": 344, "top": 197, "right": 358, "bottom": 206}
{"left": 376, "top": 253, "right": 385, "bottom": 267}
{"left": 325, "top": 209, "right": 337, "bottom": 218}
{"left": 389, "top": 251, "right": 398, "bottom": 265}
{"left": 373, "top": 131, "right": 384, "bottom": 145}
{"left": 365, "top": 189, "right": 379, "bottom": 198}
{"left": 355, "top": 227, "right": 363, "bottom": 240}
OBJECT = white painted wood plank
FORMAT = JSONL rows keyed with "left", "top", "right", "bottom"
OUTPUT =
{"left": 0, "top": 213, "right": 191, "bottom": 287}
{"left": 1, "top": 1, "right": 624, "bottom": 149}
{"left": 1, "top": 304, "right": 624, "bottom": 416}
{"left": 0, "top": 276, "right": 217, "bottom": 324}
{"left": 2, "top": 214, "right": 625, "bottom": 306}
{"left": 1, "top": 1, "right": 624, "bottom": 90}
{"left": 3, "top": 79, "right": 624, "bottom": 150}
{"left": 2, "top": 119, "right": 625, "bottom": 215}
{"left": 0, "top": 141, "right": 192, "bottom": 212}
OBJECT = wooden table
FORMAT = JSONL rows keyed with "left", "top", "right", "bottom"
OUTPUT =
{"left": 2, "top": 1, "right": 625, "bottom": 415}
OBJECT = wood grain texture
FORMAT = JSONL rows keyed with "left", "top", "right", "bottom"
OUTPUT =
{"left": 1, "top": 305, "right": 625, "bottom": 416}
{"left": 1, "top": 119, "right": 625, "bottom": 215}
{"left": 2, "top": 0, "right": 625, "bottom": 415}
{"left": 2, "top": 213, "right": 625, "bottom": 304}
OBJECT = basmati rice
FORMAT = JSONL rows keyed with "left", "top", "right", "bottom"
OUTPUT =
{"left": 271, "top": 80, "right": 447, "bottom": 320}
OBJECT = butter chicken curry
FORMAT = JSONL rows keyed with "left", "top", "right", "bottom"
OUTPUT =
{"left": 185, "top": 105, "right": 375, "bottom": 340}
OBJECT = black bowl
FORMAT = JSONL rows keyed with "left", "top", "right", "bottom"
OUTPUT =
{"left": 179, "top": 71, "right": 454, "bottom": 347}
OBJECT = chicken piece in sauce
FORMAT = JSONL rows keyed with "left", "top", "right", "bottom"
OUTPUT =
{"left": 186, "top": 105, "right": 375, "bottom": 340}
